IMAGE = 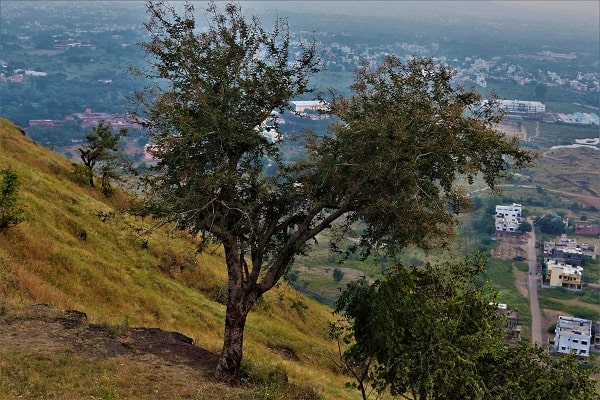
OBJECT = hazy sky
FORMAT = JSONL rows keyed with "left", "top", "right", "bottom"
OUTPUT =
{"left": 238, "top": 1, "right": 599, "bottom": 24}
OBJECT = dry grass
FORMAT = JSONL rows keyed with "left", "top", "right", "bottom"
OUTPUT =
{"left": 0, "top": 118, "right": 363, "bottom": 400}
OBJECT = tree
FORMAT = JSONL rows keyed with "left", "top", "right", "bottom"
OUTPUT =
{"left": 535, "top": 214, "right": 567, "bottom": 235}
{"left": 332, "top": 255, "right": 504, "bottom": 400}
{"left": 517, "top": 219, "right": 532, "bottom": 233}
{"left": 0, "top": 167, "right": 25, "bottom": 230}
{"left": 478, "top": 344, "right": 599, "bottom": 400}
{"left": 333, "top": 267, "right": 345, "bottom": 283}
{"left": 77, "top": 122, "right": 127, "bottom": 189}
{"left": 134, "top": 1, "right": 534, "bottom": 383}
{"left": 332, "top": 256, "right": 598, "bottom": 400}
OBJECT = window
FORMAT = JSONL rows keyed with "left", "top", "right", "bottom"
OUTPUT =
{"left": 573, "top": 339, "right": 579, "bottom": 343}
{"left": 582, "top": 341, "right": 587, "bottom": 345}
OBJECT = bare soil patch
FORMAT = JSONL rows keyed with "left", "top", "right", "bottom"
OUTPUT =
{"left": 490, "top": 232, "right": 528, "bottom": 260}
{"left": 0, "top": 304, "right": 219, "bottom": 371}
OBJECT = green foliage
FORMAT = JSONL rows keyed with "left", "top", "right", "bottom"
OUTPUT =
{"left": 70, "top": 164, "right": 93, "bottom": 186}
{"left": 332, "top": 255, "right": 505, "bottom": 399}
{"left": 478, "top": 345, "right": 599, "bottom": 400}
{"left": 0, "top": 167, "right": 26, "bottom": 230}
{"left": 333, "top": 255, "right": 598, "bottom": 400}
{"left": 535, "top": 214, "right": 567, "bottom": 235}
{"left": 77, "top": 122, "right": 127, "bottom": 189}
{"left": 517, "top": 219, "right": 532, "bottom": 233}
{"left": 134, "top": 0, "right": 535, "bottom": 384}
{"left": 332, "top": 267, "right": 344, "bottom": 283}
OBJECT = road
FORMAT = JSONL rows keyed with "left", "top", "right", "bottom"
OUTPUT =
{"left": 527, "top": 218, "right": 543, "bottom": 345}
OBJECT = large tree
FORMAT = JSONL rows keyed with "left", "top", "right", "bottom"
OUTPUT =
{"left": 134, "top": 1, "right": 535, "bottom": 383}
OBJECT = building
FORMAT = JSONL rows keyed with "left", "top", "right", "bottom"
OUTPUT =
{"left": 290, "top": 100, "right": 329, "bottom": 113}
{"left": 495, "top": 203, "right": 522, "bottom": 232}
{"left": 546, "top": 259, "right": 583, "bottom": 290}
{"left": 496, "top": 303, "right": 522, "bottom": 342}
{"left": 553, "top": 316, "right": 592, "bottom": 357}
{"left": 544, "top": 234, "right": 584, "bottom": 266}
{"left": 498, "top": 99, "right": 546, "bottom": 114}
{"left": 575, "top": 224, "right": 600, "bottom": 236}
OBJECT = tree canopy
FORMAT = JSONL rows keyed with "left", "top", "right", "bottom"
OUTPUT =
{"left": 134, "top": 0, "right": 535, "bottom": 384}
{"left": 332, "top": 256, "right": 598, "bottom": 400}
{"left": 535, "top": 214, "right": 567, "bottom": 235}
{"left": 78, "top": 122, "right": 127, "bottom": 190}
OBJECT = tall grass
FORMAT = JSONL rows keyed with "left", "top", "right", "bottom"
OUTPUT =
{"left": 0, "top": 118, "right": 364, "bottom": 400}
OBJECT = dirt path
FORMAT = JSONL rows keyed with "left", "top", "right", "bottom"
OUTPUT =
{"left": 526, "top": 221, "right": 543, "bottom": 345}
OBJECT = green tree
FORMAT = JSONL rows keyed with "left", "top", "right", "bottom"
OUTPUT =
{"left": 332, "top": 256, "right": 598, "bottom": 400}
{"left": 0, "top": 167, "right": 25, "bottom": 230}
{"left": 333, "top": 267, "right": 344, "bottom": 283}
{"left": 332, "top": 255, "right": 504, "bottom": 400}
{"left": 77, "top": 122, "right": 127, "bottom": 189}
{"left": 134, "top": 1, "right": 534, "bottom": 383}
{"left": 535, "top": 214, "right": 567, "bottom": 235}
{"left": 517, "top": 219, "right": 532, "bottom": 233}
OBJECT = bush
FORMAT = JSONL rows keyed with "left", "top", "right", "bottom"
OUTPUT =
{"left": 70, "top": 164, "right": 92, "bottom": 186}
{"left": 0, "top": 167, "right": 26, "bottom": 230}
{"left": 332, "top": 267, "right": 344, "bottom": 283}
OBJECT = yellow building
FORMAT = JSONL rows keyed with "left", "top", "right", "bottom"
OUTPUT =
{"left": 546, "top": 259, "right": 583, "bottom": 291}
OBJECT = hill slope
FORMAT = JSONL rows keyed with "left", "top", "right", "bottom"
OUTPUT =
{"left": 0, "top": 118, "right": 359, "bottom": 399}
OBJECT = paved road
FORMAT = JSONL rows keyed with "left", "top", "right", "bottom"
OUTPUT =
{"left": 527, "top": 219, "right": 543, "bottom": 345}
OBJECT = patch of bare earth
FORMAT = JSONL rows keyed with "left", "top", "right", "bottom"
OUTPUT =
{"left": 490, "top": 232, "right": 528, "bottom": 260}
{"left": 0, "top": 305, "right": 219, "bottom": 370}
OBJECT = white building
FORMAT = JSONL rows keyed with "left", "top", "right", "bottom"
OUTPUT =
{"left": 495, "top": 203, "right": 523, "bottom": 232}
{"left": 498, "top": 100, "right": 545, "bottom": 114}
{"left": 554, "top": 316, "right": 592, "bottom": 357}
{"left": 290, "top": 100, "right": 329, "bottom": 113}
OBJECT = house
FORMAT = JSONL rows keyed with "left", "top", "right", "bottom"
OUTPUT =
{"left": 496, "top": 303, "right": 521, "bottom": 342}
{"left": 546, "top": 259, "right": 583, "bottom": 291}
{"left": 553, "top": 316, "right": 592, "bottom": 357}
{"left": 494, "top": 203, "right": 522, "bottom": 232}
{"left": 575, "top": 224, "right": 600, "bottom": 236}
{"left": 544, "top": 234, "right": 583, "bottom": 266}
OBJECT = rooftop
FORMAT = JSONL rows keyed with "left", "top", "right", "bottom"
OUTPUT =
{"left": 557, "top": 316, "right": 592, "bottom": 336}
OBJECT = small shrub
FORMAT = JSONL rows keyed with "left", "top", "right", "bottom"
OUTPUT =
{"left": 70, "top": 164, "right": 92, "bottom": 186}
{"left": 0, "top": 167, "right": 26, "bottom": 230}
{"left": 213, "top": 283, "right": 228, "bottom": 305}
{"left": 332, "top": 267, "right": 344, "bottom": 283}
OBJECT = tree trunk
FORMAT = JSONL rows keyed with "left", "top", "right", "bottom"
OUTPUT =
{"left": 214, "top": 244, "right": 258, "bottom": 384}
{"left": 214, "top": 297, "right": 250, "bottom": 384}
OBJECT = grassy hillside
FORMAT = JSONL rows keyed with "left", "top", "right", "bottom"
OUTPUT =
{"left": 0, "top": 118, "right": 363, "bottom": 400}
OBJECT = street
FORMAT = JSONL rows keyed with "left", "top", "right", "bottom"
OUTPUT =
{"left": 527, "top": 218, "right": 543, "bottom": 345}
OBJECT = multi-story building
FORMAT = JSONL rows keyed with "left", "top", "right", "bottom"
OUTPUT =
{"left": 553, "top": 316, "right": 592, "bottom": 357}
{"left": 495, "top": 203, "right": 522, "bottom": 232}
{"left": 498, "top": 99, "right": 546, "bottom": 114}
{"left": 290, "top": 100, "right": 329, "bottom": 114}
{"left": 544, "top": 234, "right": 584, "bottom": 266}
{"left": 546, "top": 259, "right": 583, "bottom": 291}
